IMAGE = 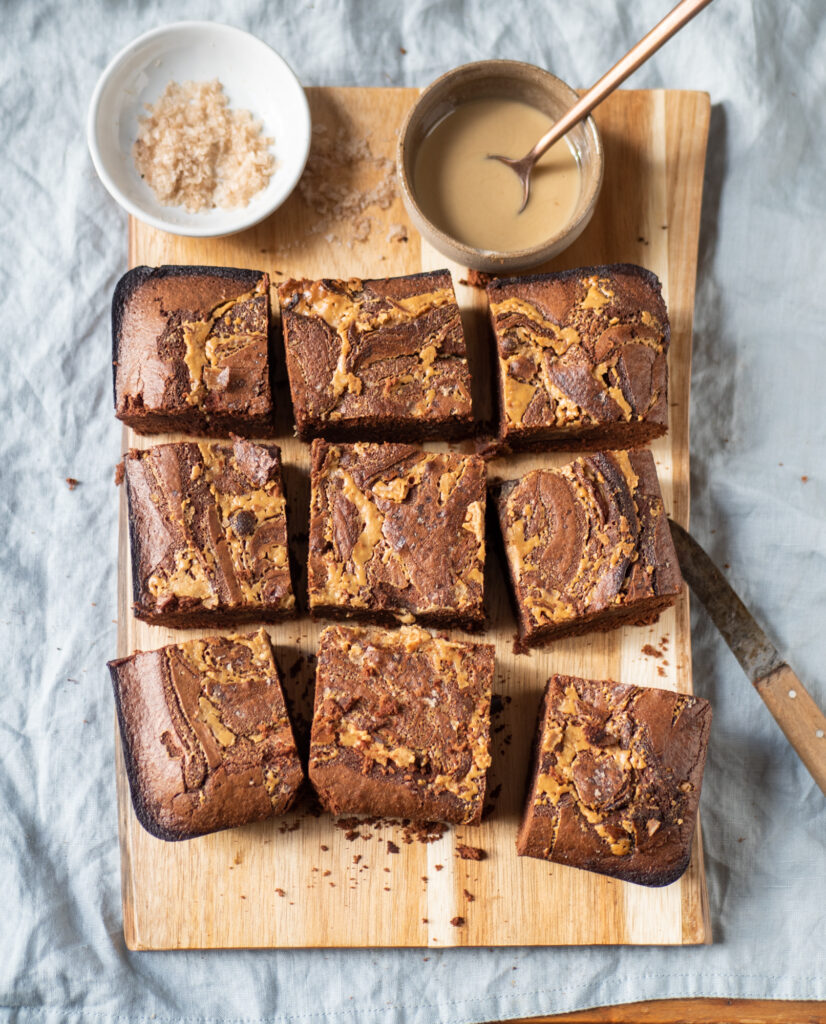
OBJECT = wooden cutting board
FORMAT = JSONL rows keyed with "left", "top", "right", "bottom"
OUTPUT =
{"left": 116, "top": 86, "right": 711, "bottom": 949}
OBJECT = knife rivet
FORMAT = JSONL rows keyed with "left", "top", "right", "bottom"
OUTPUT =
{"left": 788, "top": 690, "right": 797, "bottom": 699}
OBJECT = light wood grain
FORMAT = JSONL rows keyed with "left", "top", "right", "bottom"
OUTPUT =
{"left": 508, "top": 998, "right": 826, "bottom": 1024}
{"left": 757, "top": 664, "right": 826, "bottom": 795}
{"left": 116, "top": 86, "right": 711, "bottom": 949}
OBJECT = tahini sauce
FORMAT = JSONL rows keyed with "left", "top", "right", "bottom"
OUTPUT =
{"left": 413, "top": 97, "right": 581, "bottom": 252}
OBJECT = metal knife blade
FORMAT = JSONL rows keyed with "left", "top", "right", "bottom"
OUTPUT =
{"left": 668, "top": 518, "right": 783, "bottom": 683}
{"left": 668, "top": 517, "right": 826, "bottom": 796}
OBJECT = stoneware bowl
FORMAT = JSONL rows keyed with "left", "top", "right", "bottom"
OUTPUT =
{"left": 87, "top": 21, "right": 311, "bottom": 238}
{"left": 397, "top": 60, "right": 604, "bottom": 273}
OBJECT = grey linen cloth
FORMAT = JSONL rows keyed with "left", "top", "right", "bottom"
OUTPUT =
{"left": 2, "top": 0, "right": 825, "bottom": 1021}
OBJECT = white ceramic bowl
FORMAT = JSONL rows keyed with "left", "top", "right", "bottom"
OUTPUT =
{"left": 87, "top": 21, "right": 311, "bottom": 237}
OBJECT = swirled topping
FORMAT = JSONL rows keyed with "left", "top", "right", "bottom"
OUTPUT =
{"left": 127, "top": 437, "right": 294, "bottom": 622}
{"left": 499, "top": 450, "right": 650, "bottom": 631}
{"left": 488, "top": 265, "right": 668, "bottom": 438}
{"left": 309, "top": 624, "right": 494, "bottom": 824}
{"left": 519, "top": 673, "right": 710, "bottom": 880}
{"left": 278, "top": 272, "right": 472, "bottom": 436}
{"left": 308, "top": 440, "right": 485, "bottom": 625}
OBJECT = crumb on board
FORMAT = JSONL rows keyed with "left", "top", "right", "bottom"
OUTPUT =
{"left": 456, "top": 844, "right": 486, "bottom": 862}
{"left": 65, "top": 477, "right": 79, "bottom": 490}
{"left": 114, "top": 461, "right": 125, "bottom": 485}
{"left": 275, "top": 888, "right": 286, "bottom": 897}
{"left": 450, "top": 916, "right": 465, "bottom": 927}
{"left": 387, "top": 840, "right": 400, "bottom": 854}
{"left": 641, "top": 643, "right": 662, "bottom": 659}
{"left": 463, "top": 889, "right": 475, "bottom": 902}
{"left": 434, "top": 864, "right": 443, "bottom": 871}
{"left": 458, "top": 269, "right": 493, "bottom": 289}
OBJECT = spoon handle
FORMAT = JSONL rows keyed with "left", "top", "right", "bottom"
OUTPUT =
{"left": 527, "top": 0, "right": 715, "bottom": 162}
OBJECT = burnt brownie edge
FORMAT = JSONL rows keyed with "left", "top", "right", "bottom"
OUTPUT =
{"left": 108, "top": 657, "right": 185, "bottom": 842}
{"left": 112, "top": 264, "right": 270, "bottom": 427}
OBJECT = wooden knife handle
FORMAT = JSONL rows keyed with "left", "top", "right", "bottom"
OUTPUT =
{"left": 756, "top": 663, "right": 826, "bottom": 796}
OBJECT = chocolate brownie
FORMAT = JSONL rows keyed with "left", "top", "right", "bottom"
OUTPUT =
{"left": 308, "top": 440, "right": 486, "bottom": 629}
{"left": 494, "top": 449, "right": 682, "bottom": 646}
{"left": 517, "top": 674, "right": 711, "bottom": 886}
{"left": 277, "top": 271, "right": 473, "bottom": 441}
{"left": 109, "top": 629, "right": 303, "bottom": 841}
{"left": 308, "top": 624, "right": 494, "bottom": 824}
{"left": 125, "top": 438, "right": 294, "bottom": 627}
{"left": 487, "top": 264, "right": 669, "bottom": 450}
{"left": 113, "top": 265, "right": 273, "bottom": 435}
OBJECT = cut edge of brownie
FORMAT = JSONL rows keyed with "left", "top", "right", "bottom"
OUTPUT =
{"left": 113, "top": 264, "right": 274, "bottom": 437}
{"left": 308, "top": 603, "right": 487, "bottom": 632}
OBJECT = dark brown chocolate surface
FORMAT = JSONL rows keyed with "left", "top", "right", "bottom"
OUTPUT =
{"left": 487, "top": 264, "right": 669, "bottom": 450}
{"left": 125, "top": 438, "right": 294, "bottom": 627}
{"left": 278, "top": 271, "right": 473, "bottom": 440}
{"left": 517, "top": 674, "right": 711, "bottom": 886}
{"left": 308, "top": 440, "right": 486, "bottom": 628}
{"left": 113, "top": 265, "right": 273, "bottom": 436}
{"left": 494, "top": 449, "right": 682, "bottom": 646}
{"left": 109, "top": 630, "right": 303, "bottom": 841}
{"left": 308, "top": 624, "right": 494, "bottom": 824}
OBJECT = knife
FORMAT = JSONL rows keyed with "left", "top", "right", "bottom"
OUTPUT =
{"left": 668, "top": 518, "right": 826, "bottom": 796}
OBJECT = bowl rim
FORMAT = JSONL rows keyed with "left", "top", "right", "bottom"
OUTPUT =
{"left": 86, "top": 20, "right": 311, "bottom": 238}
{"left": 397, "top": 58, "right": 604, "bottom": 264}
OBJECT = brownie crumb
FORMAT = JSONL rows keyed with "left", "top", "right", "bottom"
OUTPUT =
{"left": 421, "top": 917, "right": 428, "bottom": 924}
{"left": 463, "top": 888, "right": 475, "bottom": 902}
{"left": 641, "top": 643, "right": 662, "bottom": 659}
{"left": 114, "top": 461, "right": 125, "bottom": 486}
{"left": 65, "top": 477, "right": 79, "bottom": 490}
{"left": 402, "top": 820, "right": 448, "bottom": 845}
{"left": 434, "top": 864, "right": 443, "bottom": 871}
{"left": 456, "top": 844, "right": 486, "bottom": 861}
{"left": 322, "top": 869, "right": 331, "bottom": 877}
{"left": 802, "top": 475, "right": 809, "bottom": 483}
{"left": 353, "top": 854, "right": 362, "bottom": 864}
{"left": 320, "top": 844, "right": 329, "bottom": 851}
{"left": 459, "top": 269, "right": 493, "bottom": 289}
{"left": 450, "top": 916, "right": 465, "bottom": 927}
{"left": 400, "top": 46, "right": 407, "bottom": 54}
{"left": 275, "top": 888, "right": 286, "bottom": 897}
{"left": 657, "top": 666, "right": 667, "bottom": 677}
{"left": 387, "top": 840, "right": 400, "bottom": 854}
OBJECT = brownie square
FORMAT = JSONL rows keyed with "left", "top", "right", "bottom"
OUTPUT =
{"left": 308, "top": 624, "right": 494, "bottom": 824}
{"left": 487, "top": 263, "right": 669, "bottom": 450}
{"left": 113, "top": 265, "right": 273, "bottom": 435}
{"left": 494, "top": 449, "right": 682, "bottom": 646}
{"left": 277, "top": 271, "right": 473, "bottom": 441}
{"left": 308, "top": 440, "right": 486, "bottom": 629}
{"left": 517, "top": 674, "right": 711, "bottom": 886}
{"left": 125, "top": 437, "right": 294, "bottom": 627}
{"left": 109, "top": 629, "right": 303, "bottom": 841}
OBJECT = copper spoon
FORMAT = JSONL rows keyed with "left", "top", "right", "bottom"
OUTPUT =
{"left": 489, "top": 0, "right": 716, "bottom": 212}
